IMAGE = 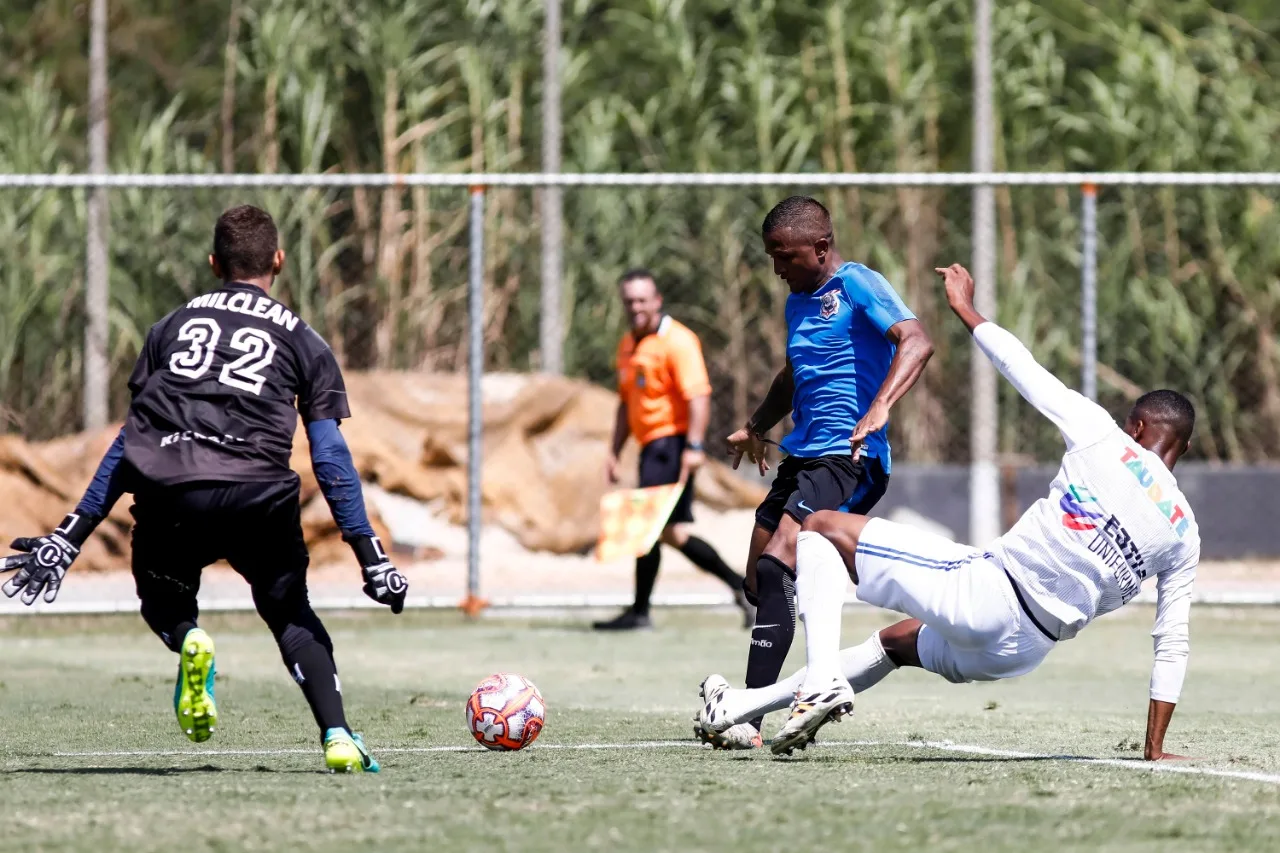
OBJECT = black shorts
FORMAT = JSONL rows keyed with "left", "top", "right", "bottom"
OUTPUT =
{"left": 130, "top": 476, "right": 309, "bottom": 606}
{"left": 638, "top": 434, "right": 695, "bottom": 526}
{"left": 754, "top": 454, "right": 888, "bottom": 533}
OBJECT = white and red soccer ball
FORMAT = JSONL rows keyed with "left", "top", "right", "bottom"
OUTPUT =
{"left": 465, "top": 673, "right": 546, "bottom": 751}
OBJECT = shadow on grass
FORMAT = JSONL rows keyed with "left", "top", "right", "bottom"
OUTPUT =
{"left": 8, "top": 764, "right": 321, "bottom": 776}
{"left": 883, "top": 755, "right": 1066, "bottom": 765}
{"left": 767, "top": 749, "right": 1073, "bottom": 766}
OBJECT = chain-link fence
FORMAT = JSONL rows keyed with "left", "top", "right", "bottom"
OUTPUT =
{"left": 3, "top": 171, "right": 1280, "bottom": 608}
{"left": 5, "top": 172, "right": 1279, "bottom": 456}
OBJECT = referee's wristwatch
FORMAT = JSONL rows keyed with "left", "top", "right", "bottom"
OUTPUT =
{"left": 686, "top": 440, "right": 705, "bottom": 452}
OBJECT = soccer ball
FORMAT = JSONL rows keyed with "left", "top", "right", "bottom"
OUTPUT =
{"left": 465, "top": 673, "right": 546, "bottom": 751}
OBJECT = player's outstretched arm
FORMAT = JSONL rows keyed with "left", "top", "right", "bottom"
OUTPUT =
{"left": 1145, "top": 699, "right": 1188, "bottom": 761}
{"left": 1, "top": 427, "right": 129, "bottom": 606}
{"left": 1146, "top": 558, "right": 1196, "bottom": 760}
{"left": 936, "top": 264, "right": 1113, "bottom": 450}
{"left": 306, "top": 419, "right": 408, "bottom": 613}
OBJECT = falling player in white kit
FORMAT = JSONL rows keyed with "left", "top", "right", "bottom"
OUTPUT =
{"left": 695, "top": 263, "right": 1200, "bottom": 760}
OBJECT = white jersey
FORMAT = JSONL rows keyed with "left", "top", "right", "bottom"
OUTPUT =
{"left": 974, "top": 324, "right": 1200, "bottom": 703}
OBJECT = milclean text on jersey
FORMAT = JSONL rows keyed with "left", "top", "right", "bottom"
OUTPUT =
{"left": 186, "top": 292, "right": 299, "bottom": 331}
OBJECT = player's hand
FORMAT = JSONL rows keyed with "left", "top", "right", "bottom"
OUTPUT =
{"left": 1, "top": 530, "right": 80, "bottom": 606}
{"left": 726, "top": 428, "right": 769, "bottom": 476}
{"left": 604, "top": 453, "right": 621, "bottom": 485}
{"left": 678, "top": 448, "right": 706, "bottom": 482}
{"left": 362, "top": 562, "right": 408, "bottom": 614}
{"left": 347, "top": 534, "right": 408, "bottom": 614}
{"left": 850, "top": 401, "right": 890, "bottom": 457}
{"left": 935, "top": 263, "right": 975, "bottom": 311}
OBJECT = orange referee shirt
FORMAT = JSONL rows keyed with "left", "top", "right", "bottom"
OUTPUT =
{"left": 616, "top": 315, "right": 713, "bottom": 447}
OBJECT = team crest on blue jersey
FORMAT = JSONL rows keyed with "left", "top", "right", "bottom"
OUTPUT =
{"left": 819, "top": 291, "right": 839, "bottom": 319}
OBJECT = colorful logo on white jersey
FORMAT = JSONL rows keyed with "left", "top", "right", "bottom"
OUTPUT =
{"left": 819, "top": 291, "right": 839, "bottom": 319}
{"left": 1060, "top": 484, "right": 1105, "bottom": 530}
{"left": 1119, "top": 447, "right": 1190, "bottom": 538}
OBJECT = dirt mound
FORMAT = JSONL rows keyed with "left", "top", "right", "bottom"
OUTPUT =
{"left": 0, "top": 372, "right": 765, "bottom": 571}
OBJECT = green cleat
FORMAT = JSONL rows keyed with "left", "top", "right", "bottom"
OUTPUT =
{"left": 324, "top": 728, "right": 380, "bottom": 774}
{"left": 173, "top": 628, "right": 218, "bottom": 743}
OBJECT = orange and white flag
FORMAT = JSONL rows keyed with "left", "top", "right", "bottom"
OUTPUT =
{"left": 595, "top": 483, "right": 686, "bottom": 562}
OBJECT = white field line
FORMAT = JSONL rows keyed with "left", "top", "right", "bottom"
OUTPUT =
{"left": 46, "top": 738, "right": 1280, "bottom": 785}
{"left": 902, "top": 740, "right": 1280, "bottom": 786}
{"left": 51, "top": 740, "right": 704, "bottom": 757}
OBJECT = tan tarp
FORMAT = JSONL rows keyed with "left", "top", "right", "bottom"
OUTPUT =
{"left": 0, "top": 372, "right": 765, "bottom": 572}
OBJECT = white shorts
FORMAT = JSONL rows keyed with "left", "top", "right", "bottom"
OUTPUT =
{"left": 854, "top": 518, "right": 1055, "bottom": 683}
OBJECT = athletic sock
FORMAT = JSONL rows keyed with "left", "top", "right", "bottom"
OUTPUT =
{"left": 721, "top": 632, "right": 899, "bottom": 723}
{"left": 744, "top": 554, "right": 796, "bottom": 730}
{"left": 795, "top": 531, "right": 850, "bottom": 690}
{"left": 285, "top": 641, "right": 350, "bottom": 736}
{"left": 678, "top": 536, "right": 744, "bottom": 589}
{"left": 169, "top": 620, "right": 199, "bottom": 653}
{"left": 845, "top": 631, "right": 898, "bottom": 690}
{"left": 632, "top": 543, "right": 661, "bottom": 617}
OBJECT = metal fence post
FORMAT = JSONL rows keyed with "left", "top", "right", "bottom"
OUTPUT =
{"left": 84, "top": 0, "right": 109, "bottom": 430}
{"left": 969, "top": 0, "right": 1000, "bottom": 547}
{"left": 462, "top": 186, "right": 488, "bottom": 618}
{"left": 1080, "top": 184, "right": 1098, "bottom": 401}
{"left": 540, "top": 0, "right": 564, "bottom": 375}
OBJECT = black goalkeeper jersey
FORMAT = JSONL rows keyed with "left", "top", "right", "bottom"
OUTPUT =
{"left": 122, "top": 282, "right": 350, "bottom": 486}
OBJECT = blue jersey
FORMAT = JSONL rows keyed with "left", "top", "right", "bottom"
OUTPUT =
{"left": 781, "top": 262, "right": 915, "bottom": 468}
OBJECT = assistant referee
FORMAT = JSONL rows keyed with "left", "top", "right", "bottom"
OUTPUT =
{"left": 594, "top": 269, "right": 753, "bottom": 631}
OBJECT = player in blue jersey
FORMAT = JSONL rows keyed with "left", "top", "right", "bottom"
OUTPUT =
{"left": 703, "top": 196, "right": 933, "bottom": 749}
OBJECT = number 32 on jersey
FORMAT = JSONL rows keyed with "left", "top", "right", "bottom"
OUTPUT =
{"left": 168, "top": 317, "right": 278, "bottom": 395}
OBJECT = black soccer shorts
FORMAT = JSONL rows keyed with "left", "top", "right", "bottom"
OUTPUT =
{"left": 130, "top": 476, "right": 310, "bottom": 612}
{"left": 638, "top": 434, "right": 696, "bottom": 526}
{"left": 754, "top": 454, "right": 888, "bottom": 533}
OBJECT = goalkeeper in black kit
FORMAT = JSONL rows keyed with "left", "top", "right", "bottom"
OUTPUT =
{"left": 1, "top": 205, "right": 407, "bottom": 773}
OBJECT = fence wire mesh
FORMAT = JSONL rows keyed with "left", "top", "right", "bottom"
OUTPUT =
{"left": 3, "top": 180, "right": 1278, "bottom": 465}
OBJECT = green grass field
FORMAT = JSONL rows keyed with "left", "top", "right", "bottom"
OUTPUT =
{"left": 2, "top": 606, "right": 1279, "bottom": 852}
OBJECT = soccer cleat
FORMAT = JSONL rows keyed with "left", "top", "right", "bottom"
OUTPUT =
{"left": 770, "top": 676, "right": 855, "bottom": 756}
{"left": 591, "top": 609, "right": 653, "bottom": 631}
{"left": 324, "top": 728, "right": 381, "bottom": 773}
{"left": 173, "top": 627, "right": 218, "bottom": 743}
{"left": 694, "top": 721, "right": 763, "bottom": 751}
{"left": 692, "top": 674, "right": 763, "bottom": 750}
{"left": 696, "top": 674, "right": 736, "bottom": 733}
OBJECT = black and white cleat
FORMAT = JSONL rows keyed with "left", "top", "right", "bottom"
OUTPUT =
{"left": 770, "top": 678, "right": 855, "bottom": 756}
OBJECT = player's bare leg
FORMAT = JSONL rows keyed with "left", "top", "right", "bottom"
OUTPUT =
{"left": 742, "top": 522, "right": 772, "bottom": 601}
{"left": 797, "top": 510, "right": 869, "bottom": 581}
{"left": 771, "top": 511, "right": 873, "bottom": 754}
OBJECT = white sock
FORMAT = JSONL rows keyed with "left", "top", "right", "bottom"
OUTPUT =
{"left": 720, "top": 632, "right": 900, "bottom": 723}
{"left": 845, "top": 631, "right": 898, "bottom": 693}
{"left": 795, "top": 530, "right": 849, "bottom": 690}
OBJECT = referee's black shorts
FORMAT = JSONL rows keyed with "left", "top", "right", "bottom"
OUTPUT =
{"left": 130, "top": 476, "right": 310, "bottom": 611}
{"left": 638, "top": 434, "right": 695, "bottom": 526}
{"left": 754, "top": 454, "right": 888, "bottom": 533}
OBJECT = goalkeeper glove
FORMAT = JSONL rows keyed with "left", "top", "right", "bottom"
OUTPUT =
{"left": 1, "top": 513, "right": 96, "bottom": 606}
{"left": 347, "top": 534, "right": 408, "bottom": 614}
